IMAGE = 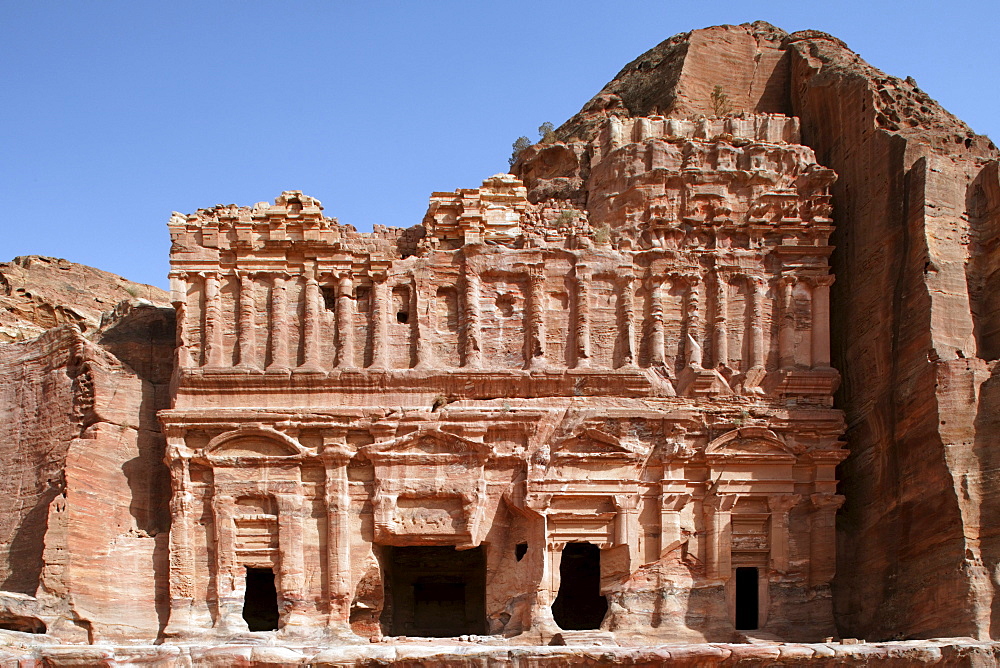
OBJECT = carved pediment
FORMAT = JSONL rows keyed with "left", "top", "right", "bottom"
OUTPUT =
{"left": 552, "top": 428, "right": 645, "bottom": 460}
{"left": 705, "top": 427, "right": 793, "bottom": 459}
{"left": 205, "top": 428, "right": 302, "bottom": 460}
{"left": 362, "top": 429, "right": 491, "bottom": 463}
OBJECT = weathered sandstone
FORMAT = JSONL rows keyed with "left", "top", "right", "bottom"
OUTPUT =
{"left": 0, "top": 19, "right": 998, "bottom": 666}
{"left": 0, "top": 255, "right": 168, "bottom": 342}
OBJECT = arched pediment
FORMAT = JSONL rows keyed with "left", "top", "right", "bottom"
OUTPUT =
{"left": 705, "top": 427, "right": 792, "bottom": 457}
{"left": 205, "top": 428, "right": 302, "bottom": 459}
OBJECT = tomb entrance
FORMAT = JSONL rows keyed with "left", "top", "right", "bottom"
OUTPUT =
{"left": 381, "top": 546, "right": 486, "bottom": 637}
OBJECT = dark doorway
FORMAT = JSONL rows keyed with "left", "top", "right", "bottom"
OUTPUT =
{"left": 552, "top": 542, "right": 608, "bottom": 630}
{"left": 243, "top": 567, "right": 279, "bottom": 631}
{"left": 735, "top": 567, "right": 759, "bottom": 630}
{"left": 381, "top": 545, "right": 486, "bottom": 637}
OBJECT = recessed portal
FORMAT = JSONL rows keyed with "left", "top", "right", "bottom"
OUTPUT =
{"left": 735, "top": 566, "right": 759, "bottom": 630}
{"left": 382, "top": 546, "right": 486, "bottom": 637}
{"left": 552, "top": 542, "right": 608, "bottom": 630}
{"left": 243, "top": 567, "right": 279, "bottom": 631}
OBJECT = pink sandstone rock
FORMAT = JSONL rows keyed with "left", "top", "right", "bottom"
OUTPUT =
{"left": 0, "top": 255, "right": 168, "bottom": 342}
{"left": 0, "top": 19, "right": 998, "bottom": 666}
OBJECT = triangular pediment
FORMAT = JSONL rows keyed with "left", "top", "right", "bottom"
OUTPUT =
{"left": 705, "top": 427, "right": 792, "bottom": 457}
{"left": 363, "top": 429, "right": 491, "bottom": 460}
{"left": 553, "top": 428, "right": 642, "bottom": 458}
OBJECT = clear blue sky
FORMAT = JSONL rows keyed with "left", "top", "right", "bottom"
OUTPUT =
{"left": 3, "top": 1, "right": 997, "bottom": 289}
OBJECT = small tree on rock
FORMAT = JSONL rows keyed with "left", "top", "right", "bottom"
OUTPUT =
{"left": 509, "top": 136, "right": 532, "bottom": 168}
{"left": 711, "top": 85, "right": 732, "bottom": 116}
{"left": 538, "top": 121, "right": 556, "bottom": 143}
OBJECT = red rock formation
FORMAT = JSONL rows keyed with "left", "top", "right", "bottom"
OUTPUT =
{"left": 513, "top": 20, "right": 1000, "bottom": 643}
{"left": 0, "top": 255, "right": 168, "bottom": 342}
{"left": 1, "top": 19, "right": 1000, "bottom": 665}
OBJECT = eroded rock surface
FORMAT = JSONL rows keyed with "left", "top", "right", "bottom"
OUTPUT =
{"left": 0, "top": 19, "right": 998, "bottom": 664}
{"left": 0, "top": 255, "right": 168, "bottom": 342}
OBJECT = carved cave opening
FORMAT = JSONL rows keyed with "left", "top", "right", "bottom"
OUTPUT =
{"left": 243, "top": 567, "right": 279, "bottom": 632}
{"left": 381, "top": 545, "right": 486, "bottom": 637}
{"left": 552, "top": 542, "right": 608, "bottom": 630}
{"left": 735, "top": 566, "right": 759, "bottom": 630}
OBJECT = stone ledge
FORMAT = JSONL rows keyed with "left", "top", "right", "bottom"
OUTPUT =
{"left": 0, "top": 639, "right": 997, "bottom": 666}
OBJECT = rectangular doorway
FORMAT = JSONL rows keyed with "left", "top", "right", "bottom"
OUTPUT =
{"left": 734, "top": 566, "right": 759, "bottom": 630}
{"left": 243, "top": 567, "right": 279, "bottom": 631}
{"left": 381, "top": 545, "right": 486, "bottom": 637}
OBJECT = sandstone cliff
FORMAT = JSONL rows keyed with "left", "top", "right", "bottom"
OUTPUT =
{"left": 0, "top": 255, "right": 168, "bottom": 342}
{"left": 0, "top": 259, "right": 174, "bottom": 640}
{"left": 1, "top": 19, "right": 999, "bottom": 663}
{"left": 513, "top": 21, "right": 1000, "bottom": 642}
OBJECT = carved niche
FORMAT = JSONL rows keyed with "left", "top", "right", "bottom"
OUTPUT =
{"left": 360, "top": 429, "right": 492, "bottom": 547}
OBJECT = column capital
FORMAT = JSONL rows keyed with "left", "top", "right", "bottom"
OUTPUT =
{"left": 810, "top": 274, "right": 835, "bottom": 288}
{"left": 662, "top": 493, "right": 692, "bottom": 511}
{"left": 613, "top": 494, "right": 639, "bottom": 511}
{"left": 810, "top": 492, "right": 845, "bottom": 512}
{"left": 704, "top": 493, "right": 738, "bottom": 512}
{"left": 768, "top": 493, "right": 802, "bottom": 514}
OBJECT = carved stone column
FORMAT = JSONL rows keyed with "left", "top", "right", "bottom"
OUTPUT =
{"left": 614, "top": 494, "right": 640, "bottom": 568}
{"left": 163, "top": 446, "right": 201, "bottom": 636}
{"left": 524, "top": 495, "right": 558, "bottom": 633}
{"left": 370, "top": 273, "right": 389, "bottom": 369}
{"left": 170, "top": 272, "right": 195, "bottom": 369}
{"left": 779, "top": 276, "right": 796, "bottom": 370}
{"left": 237, "top": 273, "right": 259, "bottom": 370}
{"left": 686, "top": 275, "right": 704, "bottom": 368}
{"left": 619, "top": 270, "right": 637, "bottom": 368}
{"left": 660, "top": 493, "right": 692, "bottom": 556}
{"left": 704, "top": 494, "right": 737, "bottom": 580}
{"left": 203, "top": 272, "right": 224, "bottom": 368}
{"left": 750, "top": 276, "right": 766, "bottom": 369}
{"left": 462, "top": 267, "right": 482, "bottom": 368}
{"left": 300, "top": 276, "right": 322, "bottom": 371}
{"left": 649, "top": 278, "right": 666, "bottom": 366}
{"left": 525, "top": 266, "right": 547, "bottom": 369}
{"left": 322, "top": 433, "right": 352, "bottom": 629}
{"left": 269, "top": 274, "right": 291, "bottom": 371}
{"left": 276, "top": 491, "right": 309, "bottom": 631}
{"left": 336, "top": 273, "right": 356, "bottom": 369}
{"left": 714, "top": 271, "right": 728, "bottom": 369}
{"left": 414, "top": 271, "right": 433, "bottom": 369}
{"left": 574, "top": 264, "right": 592, "bottom": 368}
{"left": 210, "top": 492, "right": 241, "bottom": 632}
{"left": 768, "top": 494, "right": 801, "bottom": 573}
{"left": 809, "top": 493, "right": 845, "bottom": 586}
{"left": 811, "top": 275, "right": 834, "bottom": 368}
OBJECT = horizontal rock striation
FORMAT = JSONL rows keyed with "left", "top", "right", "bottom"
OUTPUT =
{"left": 513, "top": 20, "right": 1000, "bottom": 642}
{"left": 1, "top": 18, "right": 999, "bottom": 659}
{"left": 0, "top": 255, "right": 168, "bottom": 342}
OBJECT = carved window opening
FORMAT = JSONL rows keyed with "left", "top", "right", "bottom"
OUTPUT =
{"left": 552, "top": 542, "right": 607, "bottom": 630}
{"left": 243, "top": 567, "right": 279, "bottom": 632}
{"left": 393, "top": 286, "right": 410, "bottom": 324}
{"left": 381, "top": 546, "right": 486, "bottom": 637}
{"left": 735, "top": 566, "right": 759, "bottom": 630}
{"left": 354, "top": 286, "right": 371, "bottom": 313}
{"left": 321, "top": 285, "right": 337, "bottom": 311}
{"left": 515, "top": 543, "right": 528, "bottom": 561}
